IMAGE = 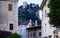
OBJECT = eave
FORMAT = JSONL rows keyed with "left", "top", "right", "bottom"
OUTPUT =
{"left": 40, "top": 0, "right": 47, "bottom": 10}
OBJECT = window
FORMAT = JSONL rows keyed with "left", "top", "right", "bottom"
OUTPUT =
{"left": 28, "top": 33, "right": 29, "bottom": 38}
{"left": 8, "top": 4, "right": 12, "bottom": 11}
{"left": 30, "top": 33, "right": 32, "bottom": 37}
{"left": 33, "top": 32, "right": 36, "bottom": 36}
{"left": 45, "top": 24, "right": 46, "bottom": 32}
{"left": 9, "top": 24, "right": 13, "bottom": 30}
{"left": 44, "top": 37, "right": 47, "bottom": 38}
{"left": 42, "top": 14, "right": 43, "bottom": 19}
{"left": 45, "top": 10, "right": 47, "bottom": 17}
{"left": 39, "top": 32, "right": 41, "bottom": 36}
{"left": 49, "top": 35, "right": 52, "bottom": 38}
{"left": 56, "top": 35, "right": 58, "bottom": 38}
{"left": 50, "top": 24, "right": 51, "bottom": 29}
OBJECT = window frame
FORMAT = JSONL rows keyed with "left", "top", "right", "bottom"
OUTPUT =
{"left": 8, "top": 4, "right": 12, "bottom": 11}
{"left": 9, "top": 24, "right": 13, "bottom": 30}
{"left": 39, "top": 32, "right": 41, "bottom": 36}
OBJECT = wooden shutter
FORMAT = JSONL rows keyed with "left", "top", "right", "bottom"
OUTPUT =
{"left": 8, "top": 4, "right": 12, "bottom": 11}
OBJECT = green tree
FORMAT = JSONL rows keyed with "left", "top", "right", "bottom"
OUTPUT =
{"left": 48, "top": 0, "right": 60, "bottom": 27}
{"left": 18, "top": 3, "right": 41, "bottom": 25}
{"left": 6, "top": 33, "right": 21, "bottom": 38}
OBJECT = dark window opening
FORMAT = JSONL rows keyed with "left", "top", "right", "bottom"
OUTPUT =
{"left": 45, "top": 10, "right": 47, "bottom": 17}
{"left": 49, "top": 35, "right": 52, "bottom": 38}
{"left": 42, "top": 14, "right": 43, "bottom": 19}
{"left": 30, "top": 33, "right": 32, "bottom": 37}
{"left": 9, "top": 24, "right": 13, "bottom": 30}
{"left": 39, "top": 32, "right": 41, "bottom": 36}
{"left": 33, "top": 32, "right": 36, "bottom": 36}
{"left": 56, "top": 35, "right": 58, "bottom": 38}
{"left": 44, "top": 37, "right": 47, "bottom": 38}
{"left": 45, "top": 24, "right": 46, "bottom": 32}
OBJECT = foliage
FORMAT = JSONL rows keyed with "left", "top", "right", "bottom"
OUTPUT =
{"left": 18, "top": 3, "right": 41, "bottom": 25}
{"left": 6, "top": 33, "right": 21, "bottom": 38}
{"left": 48, "top": 0, "right": 60, "bottom": 27}
{"left": 0, "top": 30, "right": 12, "bottom": 38}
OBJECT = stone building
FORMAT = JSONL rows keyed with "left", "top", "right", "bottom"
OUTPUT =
{"left": 26, "top": 25, "right": 41, "bottom": 38}
{"left": 40, "top": 0, "right": 56, "bottom": 38}
{"left": 0, "top": 0, "right": 18, "bottom": 33}
{"left": 54, "top": 28, "right": 60, "bottom": 38}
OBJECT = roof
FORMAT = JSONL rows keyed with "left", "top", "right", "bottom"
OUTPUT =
{"left": 0, "top": 0, "right": 18, "bottom": 3}
{"left": 26, "top": 26, "right": 41, "bottom": 31}
{"left": 40, "top": 0, "right": 47, "bottom": 10}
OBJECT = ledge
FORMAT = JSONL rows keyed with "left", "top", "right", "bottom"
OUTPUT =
{"left": 26, "top": 26, "right": 41, "bottom": 31}
{"left": 40, "top": 0, "right": 47, "bottom": 10}
{"left": 0, "top": 0, "right": 18, "bottom": 3}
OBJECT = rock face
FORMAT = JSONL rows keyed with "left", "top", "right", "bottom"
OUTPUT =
{"left": 0, "top": 0, "right": 18, "bottom": 33}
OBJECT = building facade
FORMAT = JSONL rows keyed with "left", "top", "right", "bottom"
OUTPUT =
{"left": 26, "top": 19, "right": 41, "bottom": 38}
{"left": 26, "top": 26, "right": 41, "bottom": 38}
{"left": 40, "top": 0, "right": 56, "bottom": 38}
{"left": 0, "top": 0, "right": 18, "bottom": 33}
{"left": 54, "top": 28, "right": 60, "bottom": 38}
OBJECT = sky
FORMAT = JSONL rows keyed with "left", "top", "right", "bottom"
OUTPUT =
{"left": 18, "top": 0, "right": 43, "bottom": 19}
{"left": 18, "top": 0, "right": 42, "bottom": 7}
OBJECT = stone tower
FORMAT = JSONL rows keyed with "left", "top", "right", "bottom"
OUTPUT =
{"left": 0, "top": 0, "right": 18, "bottom": 33}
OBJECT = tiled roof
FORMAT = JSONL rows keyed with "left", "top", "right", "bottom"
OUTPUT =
{"left": 26, "top": 26, "right": 41, "bottom": 31}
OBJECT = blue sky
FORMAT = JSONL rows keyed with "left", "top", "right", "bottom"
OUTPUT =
{"left": 18, "top": 0, "right": 42, "bottom": 7}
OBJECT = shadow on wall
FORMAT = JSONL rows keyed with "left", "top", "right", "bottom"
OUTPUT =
{"left": 0, "top": 30, "right": 12, "bottom": 38}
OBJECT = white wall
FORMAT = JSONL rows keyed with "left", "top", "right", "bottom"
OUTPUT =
{"left": 18, "top": 25, "right": 27, "bottom": 38}
{"left": 27, "top": 29, "right": 41, "bottom": 38}
{"left": 0, "top": 1, "right": 18, "bottom": 33}
{"left": 41, "top": 0, "right": 55, "bottom": 38}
